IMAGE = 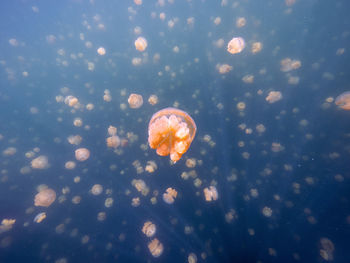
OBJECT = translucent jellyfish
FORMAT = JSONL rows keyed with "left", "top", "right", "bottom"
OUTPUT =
{"left": 335, "top": 91, "right": 350, "bottom": 110}
{"left": 162, "top": 187, "right": 177, "bottom": 204}
{"left": 132, "top": 57, "right": 142, "bottom": 66}
{"left": 145, "top": 160, "right": 157, "bottom": 173}
{"left": 64, "top": 95, "right": 78, "bottom": 107}
{"left": 280, "top": 58, "right": 301, "bottom": 72}
{"left": 132, "top": 179, "right": 149, "bottom": 196}
{"left": 34, "top": 188, "right": 56, "bottom": 207}
{"left": 134, "top": 0, "right": 142, "bottom": 5}
{"left": 227, "top": 37, "right": 245, "bottom": 54}
{"left": 2, "top": 147, "right": 16, "bottom": 156}
{"left": 142, "top": 221, "right": 156, "bottom": 237}
{"left": 262, "top": 206, "right": 273, "bottom": 217}
{"left": 106, "top": 136, "right": 121, "bottom": 148}
{"left": 33, "top": 212, "right": 46, "bottom": 223}
{"left": 148, "top": 108, "right": 197, "bottom": 163}
{"left": 188, "top": 253, "right": 197, "bottom": 263}
{"left": 236, "top": 17, "right": 246, "bottom": 28}
{"left": 67, "top": 135, "right": 82, "bottom": 145}
{"left": 148, "top": 95, "right": 159, "bottom": 105}
{"left": 97, "top": 47, "right": 106, "bottom": 55}
{"left": 104, "top": 198, "right": 113, "bottom": 208}
{"left": 213, "top": 17, "right": 221, "bottom": 25}
{"left": 251, "top": 42, "right": 262, "bottom": 54}
{"left": 266, "top": 91, "right": 282, "bottom": 103}
{"left": 203, "top": 186, "right": 218, "bottom": 202}
{"left": 135, "top": 37, "right": 148, "bottom": 52}
{"left": 217, "top": 64, "right": 232, "bottom": 74}
{"left": 75, "top": 148, "right": 90, "bottom": 161}
{"left": 73, "top": 118, "right": 83, "bottom": 127}
{"left": 0, "top": 219, "right": 15, "bottom": 234}
{"left": 31, "top": 155, "right": 49, "bottom": 169}
{"left": 148, "top": 238, "right": 163, "bottom": 257}
{"left": 91, "top": 184, "right": 103, "bottom": 195}
{"left": 108, "top": 125, "right": 117, "bottom": 136}
{"left": 128, "top": 93, "right": 143, "bottom": 108}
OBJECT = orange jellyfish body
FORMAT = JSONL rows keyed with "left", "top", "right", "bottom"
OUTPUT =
{"left": 148, "top": 108, "right": 196, "bottom": 163}
{"left": 335, "top": 91, "right": 350, "bottom": 110}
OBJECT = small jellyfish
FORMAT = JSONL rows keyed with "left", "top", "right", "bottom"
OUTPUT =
{"left": 106, "top": 136, "right": 121, "bottom": 148}
{"left": 135, "top": 37, "right": 148, "bottom": 52}
{"left": 31, "top": 155, "right": 49, "bottom": 169}
{"left": 108, "top": 126, "right": 117, "bottom": 136}
{"left": 75, "top": 148, "right": 90, "bottom": 162}
{"left": 217, "top": 64, "right": 232, "bottom": 74}
{"left": 148, "top": 95, "right": 159, "bottom": 105}
{"left": 128, "top": 93, "right": 143, "bottom": 108}
{"left": 34, "top": 188, "right": 56, "bottom": 207}
{"left": 142, "top": 221, "right": 156, "bottom": 237}
{"left": 203, "top": 186, "right": 218, "bottom": 202}
{"left": 266, "top": 91, "right": 282, "bottom": 103}
{"left": 162, "top": 187, "right": 177, "bottom": 204}
{"left": 97, "top": 47, "right": 106, "bottom": 55}
{"left": 33, "top": 212, "right": 46, "bottom": 223}
{"left": 91, "top": 184, "right": 103, "bottom": 195}
{"left": 227, "top": 37, "right": 245, "bottom": 54}
{"left": 148, "top": 238, "right": 163, "bottom": 257}
{"left": 148, "top": 108, "right": 197, "bottom": 162}
{"left": 335, "top": 91, "right": 350, "bottom": 110}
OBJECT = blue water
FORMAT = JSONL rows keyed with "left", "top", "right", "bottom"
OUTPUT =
{"left": 0, "top": 0, "right": 349, "bottom": 262}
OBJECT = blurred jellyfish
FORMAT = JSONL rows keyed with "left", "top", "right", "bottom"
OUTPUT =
{"left": 227, "top": 37, "right": 245, "bottom": 54}
{"left": 217, "top": 64, "right": 232, "bottom": 74}
{"left": 64, "top": 95, "right": 78, "bottom": 107}
{"left": 106, "top": 136, "right": 121, "bottom": 148}
{"left": 335, "top": 91, "right": 350, "bottom": 110}
{"left": 91, "top": 184, "right": 103, "bottom": 195}
{"left": 203, "top": 186, "right": 218, "bottom": 202}
{"left": 31, "top": 155, "right": 49, "bottom": 169}
{"left": 128, "top": 93, "right": 143, "bottom": 108}
{"left": 142, "top": 221, "right": 156, "bottom": 237}
{"left": 34, "top": 188, "right": 56, "bottom": 207}
{"left": 251, "top": 42, "right": 262, "bottom": 54}
{"left": 148, "top": 238, "right": 163, "bottom": 257}
{"left": 75, "top": 148, "right": 90, "bottom": 161}
{"left": 148, "top": 95, "right": 158, "bottom": 105}
{"left": 236, "top": 17, "right": 246, "bottom": 28}
{"left": 135, "top": 37, "right": 148, "bottom": 52}
{"left": 266, "top": 91, "right": 282, "bottom": 103}
{"left": 33, "top": 212, "right": 46, "bottom": 223}
{"left": 148, "top": 108, "right": 197, "bottom": 162}
{"left": 162, "top": 188, "right": 177, "bottom": 204}
{"left": 108, "top": 125, "right": 117, "bottom": 136}
{"left": 97, "top": 47, "right": 106, "bottom": 56}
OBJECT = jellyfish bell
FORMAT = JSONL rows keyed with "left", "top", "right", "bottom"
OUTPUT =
{"left": 335, "top": 91, "right": 350, "bottom": 110}
{"left": 148, "top": 108, "right": 197, "bottom": 163}
{"left": 34, "top": 188, "right": 56, "bottom": 207}
{"left": 75, "top": 148, "right": 90, "bottom": 161}
{"left": 227, "top": 37, "right": 245, "bottom": 54}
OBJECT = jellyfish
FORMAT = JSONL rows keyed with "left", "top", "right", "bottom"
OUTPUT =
{"left": 162, "top": 187, "right": 178, "bottom": 204}
{"left": 335, "top": 91, "right": 350, "bottom": 110}
{"left": 90, "top": 184, "right": 103, "bottom": 195}
{"left": 135, "top": 37, "right": 148, "bottom": 52}
{"left": 31, "top": 155, "right": 49, "bottom": 169}
{"left": 34, "top": 188, "right": 56, "bottom": 207}
{"left": 33, "top": 212, "right": 46, "bottom": 223}
{"left": 75, "top": 148, "right": 90, "bottom": 161}
{"left": 203, "top": 186, "right": 218, "bottom": 202}
{"left": 128, "top": 93, "right": 143, "bottom": 108}
{"left": 142, "top": 221, "right": 156, "bottom": 237}
{"left": 266, "top": 91, "right": 282, "bottom": 103}
{"left": 148, "top": 238, "right": 163, "bottom": 257}
{"left": 148, "top": 108, "right": 197, "bottom": 163}
{"left": 227, "top": 37, "right": 245, "bottom": 54}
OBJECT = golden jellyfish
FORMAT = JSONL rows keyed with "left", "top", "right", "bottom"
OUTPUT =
{"left": 227, "top": 37, "right": 245, "bottom": 54}
{"left": 335, "top": 91, "right": 350, "bottom": 110}
{"left": 142, "top": 221, "right": 156, "bottom": 237}
{"left": 203, "top": 186, "right": 218, "bottom": 202}
{"left": 148, "top": 95, "right": 158, "bottom": 105}
{"left": 33, "top": 212, "right": 46, "bottom": 223}
{"left": 266, "top": 91, "right": 282, "bottom": 103}
{"left": 64, "top": 95, "right": 78, "bottom": 107}
{"left": 134, "top": 0, "right": 142, "bottom": 5}
{"left": 217, "top": 64, "right": 232, "bottom": 74}
{"left": 148, "top": 238, "right": 163, "bottom": 257}
{"left": 236, "top": 17, "right": 246, "bottom": 28}
{"left": 75, "top": 148, "right": 90, "bottom": 161}
{"left": 162, "top": 187, "right": 177, "bottom": 204}
{"left": 34, "top": 188, "right": 56, "bottom": 207}
{"left": 108, "top": 125, "right": 117, "bottom": 136}
{"left": 106, "top": 136, "right": 121, "bottom": 148}
{"left": 128, "top": 93, "right": 143, "bottom": 108}
{"left": 135, "top": 37, "right": 148, "bottom": 52}
{"left": 148, "top": 108, "right": 197, "bottom": 163}
{"left": 97, "top": 47, "right": 106, "bottom": 55}
{"left": 251, "top": 42, "right": 262, "bottom": 54}
{"left": 31, "top": 155, "right": 49, "bottom": 169}
{"left": 91, "top": 184, "right": 103, "bottom": 195}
